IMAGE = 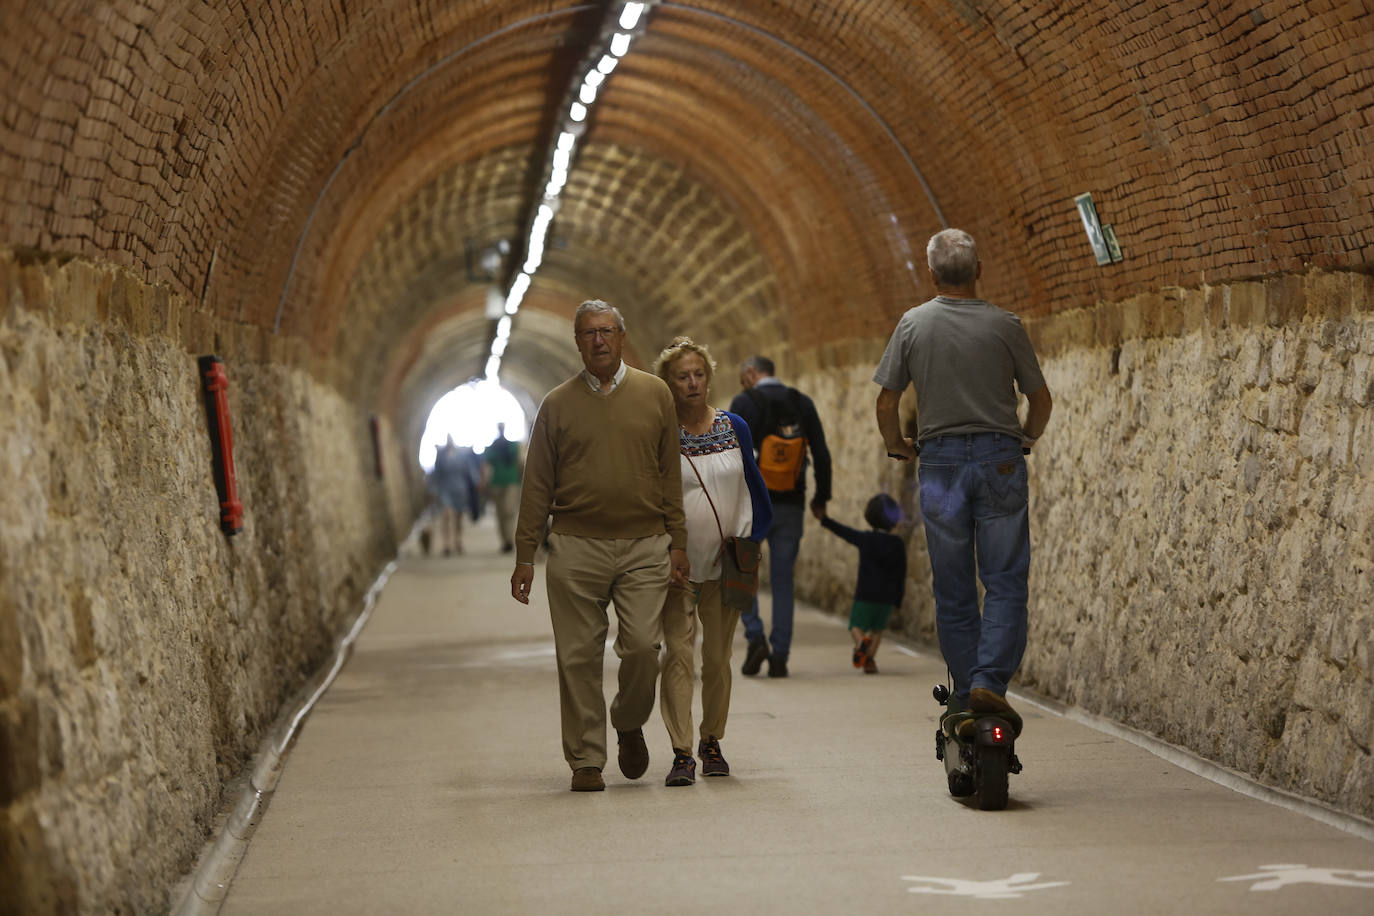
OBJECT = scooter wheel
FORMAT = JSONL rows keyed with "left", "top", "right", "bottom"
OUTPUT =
{"left": 976, "top": 744, "right": 1010, "bottom": 810}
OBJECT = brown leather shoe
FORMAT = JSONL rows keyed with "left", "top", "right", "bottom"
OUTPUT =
{"left": 617, "top": 728, "right": 649, "bottom": 780}
{"left": 969, "top": 687, "right": 1013, "bottom": 714}
{"left": 570, "top": 767, "right": 604, "bottom": 792}
{"left": 969, "top": 687, "right": 1023, "bottom": 735}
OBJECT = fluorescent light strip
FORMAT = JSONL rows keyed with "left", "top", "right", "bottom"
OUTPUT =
{"left": 488, "top": 2, "right": 647, "bottom": 380}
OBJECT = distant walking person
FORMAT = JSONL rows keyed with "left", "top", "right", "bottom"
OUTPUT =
{"left": 510, "top": 299, "right": 690, "bottom": 792}
{"left": 429, "top": 436, "right": 479, "bottom": 556}
{"left": 874, "top": 228, "right": 1052, "bottom": 731}
{"left": 728, "top": 356, "right": 832, "bottom": 678}
{"left": 483, "top": 422, "right": 522, "bottom": 553}
{"left": 813, "top": 494, "right": 906, "bottom": 674}
{"left": 653, "top": 338, "right": 772, "bottom": 787}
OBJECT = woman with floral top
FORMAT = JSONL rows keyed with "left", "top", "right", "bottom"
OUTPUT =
{"left": 652, "top": 338, "right": 772, "bottom": 787}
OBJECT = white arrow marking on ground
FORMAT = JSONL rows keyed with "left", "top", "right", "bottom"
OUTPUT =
{"left": 901, "top": 872, "right": 1070, "bottom": 899}
{"left": 1218, "top": 864, "right": 1374, "bottom": 892}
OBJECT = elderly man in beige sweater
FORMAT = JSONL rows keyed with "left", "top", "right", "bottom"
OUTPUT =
{"left": 511, "top": 299, "right": 690, "bottom": 792}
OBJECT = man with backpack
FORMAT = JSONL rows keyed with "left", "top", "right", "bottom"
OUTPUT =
{"left": 728, "top": 356, "right": 832, "bottom": 678}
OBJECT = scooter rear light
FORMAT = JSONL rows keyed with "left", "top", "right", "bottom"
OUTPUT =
{"left": 992, "top": 725, "right": 1005, "bottom": 743}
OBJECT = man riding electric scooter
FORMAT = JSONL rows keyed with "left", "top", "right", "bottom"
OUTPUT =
{"left": 874, "top": 228, "right": 1053, "bottom": 809}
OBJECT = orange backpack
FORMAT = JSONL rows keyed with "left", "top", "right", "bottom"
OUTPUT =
{"left": 750, "top": 388, "right": 808, "bottom": 492}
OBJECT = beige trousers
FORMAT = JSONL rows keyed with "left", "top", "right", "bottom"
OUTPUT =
{"left": 660, "top": 578, "right": 740, "bottom": 752}
{"left": 545, "top": 531, "right": 671, "bottom": 770}
{"left": 491, "top": 484, "right": 519, "bottom": 546}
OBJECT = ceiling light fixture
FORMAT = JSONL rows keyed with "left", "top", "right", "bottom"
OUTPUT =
{"left": 484, "top": 2, "right": 653, "bottom": 381}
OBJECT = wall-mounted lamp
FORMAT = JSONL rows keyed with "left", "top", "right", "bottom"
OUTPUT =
{"left": 1074, "top": 192, "right": 1123, "bottom": 265}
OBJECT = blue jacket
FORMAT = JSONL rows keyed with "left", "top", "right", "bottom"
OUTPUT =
{"left": 724, "top": 411, "right": 773, "bottom": 542}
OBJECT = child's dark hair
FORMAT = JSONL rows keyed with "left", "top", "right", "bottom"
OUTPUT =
{"left": 864, "top": 493, "right": 901, "bottom": 531}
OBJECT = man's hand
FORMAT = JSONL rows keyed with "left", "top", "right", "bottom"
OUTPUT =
{"left": 875, "top": 386, "right": 916, "bottom": 462}
{"left": 886, "top": 437, "right": 918, "bottom": 462}
{"left": 511, "top": 564, "right": 534, "bottom": 604}
{"left": 810, "top": 499, "right": 827, "bottom": 521}
{"left": 669, "top": 548, "right": 691, "bottom": 587}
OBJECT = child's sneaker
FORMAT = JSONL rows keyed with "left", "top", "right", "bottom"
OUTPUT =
{"left": 852, "top": 636, "right": 872, "bottom": 669}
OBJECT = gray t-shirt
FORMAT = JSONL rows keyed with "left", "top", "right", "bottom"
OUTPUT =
{"left": 872, "top": 296, "right": 1045, "bottom": 442}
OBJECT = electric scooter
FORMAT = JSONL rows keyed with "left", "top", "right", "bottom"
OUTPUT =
{"left": 932, "top": 684, "right": 1022, "bottom": 810}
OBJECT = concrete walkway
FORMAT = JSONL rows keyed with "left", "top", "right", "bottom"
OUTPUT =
{"left": 220, "top": 527, "right": 1374, "bottom": 914}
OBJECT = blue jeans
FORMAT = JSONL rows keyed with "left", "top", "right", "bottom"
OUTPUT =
{"left": 740, "top": 501, "right": 804, "bottom": 660}
{"left": 917, "top": 433, "right": 1030, "bottom": 699}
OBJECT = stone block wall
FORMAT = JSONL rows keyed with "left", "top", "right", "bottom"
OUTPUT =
{"left": 791, "top": 268, "right": 1374, "bottom": 822}
{"left": 0, "top": 250, "right": 400, "bottom": 913}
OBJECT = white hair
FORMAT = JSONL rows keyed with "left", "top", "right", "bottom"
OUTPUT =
{"left": 927, "top": 229, "right": 978, "bottom": 287}
{"left": 574, "top": 299, "right": 625, "bottom": 331}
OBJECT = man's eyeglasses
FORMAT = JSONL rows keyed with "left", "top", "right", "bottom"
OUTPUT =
{"left": 577, "top": 327, "right": 621, "bottom": 341}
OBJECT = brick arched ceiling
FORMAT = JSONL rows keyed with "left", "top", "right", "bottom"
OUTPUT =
{"left": 4, "top": 1, "right": 1371, "bottom": 447}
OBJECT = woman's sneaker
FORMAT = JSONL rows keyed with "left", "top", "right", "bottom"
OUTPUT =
{"left": 863, "top": 656, "right": 878, "bottom": 674}
{"left": 697, "top": 736, "right": 730, "bottom": 777}
{"left": 665, "top": 751, "right": 696, "bottom": 786}
{"left": 853, "top": 636, "right": 872, "bottom": 668}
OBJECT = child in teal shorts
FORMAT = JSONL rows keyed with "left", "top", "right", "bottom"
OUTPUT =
{"left": 814, "top": 494, "right": 906, "bottom": 673}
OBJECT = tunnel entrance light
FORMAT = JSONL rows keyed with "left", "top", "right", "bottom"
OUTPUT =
{"left": 418, "top": 379, "right": 527, "bottom": 471}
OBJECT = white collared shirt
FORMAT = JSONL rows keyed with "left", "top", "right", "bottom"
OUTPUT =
{"left": 581, "top": 360, "right": 627, "bottom": 394}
